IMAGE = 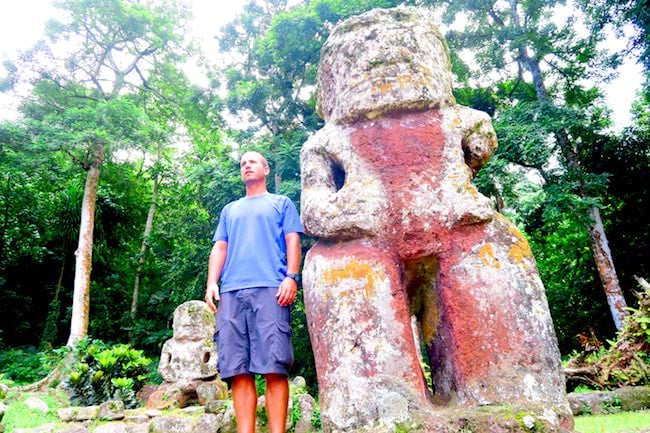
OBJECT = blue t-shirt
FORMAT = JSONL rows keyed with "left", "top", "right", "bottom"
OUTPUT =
{"left": 213, "top": 193, "right": 303, "bottom": 293}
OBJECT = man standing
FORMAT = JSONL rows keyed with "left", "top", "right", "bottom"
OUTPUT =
{"left": 205, "top": 151, "right": 302, "bottom": 433}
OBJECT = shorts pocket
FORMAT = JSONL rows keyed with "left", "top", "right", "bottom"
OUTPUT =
{"left": 271, "top": 321, "right": 294, "bottom": 367}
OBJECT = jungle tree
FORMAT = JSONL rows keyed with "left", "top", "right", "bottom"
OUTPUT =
{"left": 424, "top": 0, "right": 632, "bottom": 329}
{"left": 7, "top": 0, "right": 194, "bottom": 346}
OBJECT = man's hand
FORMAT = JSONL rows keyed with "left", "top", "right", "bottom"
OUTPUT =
{"left": 276, "top": 277, "right": 298, "bottom": 306}
{"left": 205, "top": 282, "right": 220, "bottom": 313}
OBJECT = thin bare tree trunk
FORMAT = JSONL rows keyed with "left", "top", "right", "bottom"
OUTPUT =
{"left": 588, "top": 207, "right": 628, "bottom": 329}
{"left": 131, "top": 175, "right": 159, "bottom": 320}
{"left": 506, "top": 0, "right": 627, "bottom": 329}
{"left": 274, "top": 172, "right": 282, "bottom": 192}
{"left": 67, "top": 143, "right": 104, "bottom": 347}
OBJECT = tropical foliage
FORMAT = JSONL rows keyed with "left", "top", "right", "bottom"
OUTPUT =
{"left": 65, "top": 339, "right": 151, "bottom": 408}
{"left": 0, "top": 0, "right": 648, "bottom": 397}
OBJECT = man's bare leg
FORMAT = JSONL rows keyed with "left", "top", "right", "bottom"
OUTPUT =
{"left": 265, "top": 373, "right": 289, "bottom": 433}
{"left": 232, "top": 374, "right": 257, "bottom": 433}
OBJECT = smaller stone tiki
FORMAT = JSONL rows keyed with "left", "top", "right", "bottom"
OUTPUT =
{"left": 148, "top": 301, "right": 227, "bottom": 409}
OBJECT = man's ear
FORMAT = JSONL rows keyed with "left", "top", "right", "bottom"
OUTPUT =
{"left": 264, "top": 165, "right": 271, "bottom": 176}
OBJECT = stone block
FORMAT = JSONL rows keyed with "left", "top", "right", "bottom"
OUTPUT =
{"left": 98, "top": 400, "right": 124, "bottom": 421}
{"left": 614, "top": 386, "right": 650, "bottom": 411}
{"left": 204, "top": 400, "right": 229, "bottom": 415}
{"left": 125, "top": 424, "right": 148, "bottom": 433}
{"left": 24, "top": 397, "right": 49, "bottom": 414}
{"left": 93, "top": 422, "right": 127, "bottom": 433}
{"left": 149, "top": 416, "right": 195, "bottom": 433}
{"left": 196, "top": 380, "right": 228, "bottom": 405}
{"left": 58, "top": 406, "right": 99, "bottom": 422}
{"left": 58, "top": 426, "right": 90, "bottom": 433}
{"left": 195, "top": 413, "right": 222, "bottom": 433}
{"left": 294, "top": 394, "right": 316, "bottom": 433}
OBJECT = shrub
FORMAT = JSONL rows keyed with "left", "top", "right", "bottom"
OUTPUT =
{"left": 0, "top": 346, "right": 49, "bottom": 385}
{"left": 64, "top": 339, "right": 151, "bottom": 408}
{"left": 566, "top": 286, "right": 650, "bottom": 389}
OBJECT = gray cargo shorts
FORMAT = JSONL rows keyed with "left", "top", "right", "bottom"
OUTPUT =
{"left": 215, "top": 286, "right": 293, "bottom": 380}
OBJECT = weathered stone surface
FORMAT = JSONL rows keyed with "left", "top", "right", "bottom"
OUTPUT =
{"left": 301, "top": 6, "right": 572, "bottom": 432}
{"left": 57, "top": 426, "right": 89, "bottom": 433}
{"left": 0, "top": 383, "right": 8, "bottom": 400}
{"left": 146, "top": 387, "right": 178, "bottom": 411}
{"left": 149, "top": 416, "right": 195, "bottom": 433}
{"left": 567, "top": 386, "right": 650, "bottom": 415}
{"left": 98, "top": 400, "right": 125, "bottom": 421}
{"left": 196, "top": 381, "right": 228, "bottom": 406}
{"left": 204, "top": 400, "right": 229, "bottom": 415}
{"left": 194, "top": 413, "right": 222, "bottom": 433}
{"left": 24, "top": 397, "right": 49, "bottom": 413}
{"left": 180, "top": 405, "right": 204, "bottom": 414}
{"left": 93, "top": 422, "right": 127, "bottom": 433}
{"left": 220, "top": 404, "right": 237, "bottom": 433}
{"left": 135, "top": 385, "right": 157, "bottom": 406}
{"left": 615, "top": 385, "right": 650, "bottom": 411}
{"left": 294, "top": 394, "right": 316, "bottom": 433}
{"left": 125, "top": 424, "right": 148, "bottom": 433}
{"left": 291, "top": 376, "right": 307, "bottom": 390}
{"left": 567, "top": 391, "right": 615, "bottom": 415}
{"left": 123, "top": 414, "right": 149, "bottom": 424}
{"left": 58, "top": 406, "right": 99, "bottom": 422}
{"left": 0, "top": 401, "right": 7, "bottom": 419}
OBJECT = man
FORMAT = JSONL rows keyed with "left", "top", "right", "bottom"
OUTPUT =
{"left": 205, "top": 151, "right": 302, "bottom": 433}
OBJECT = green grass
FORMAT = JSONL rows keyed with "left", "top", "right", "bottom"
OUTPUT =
{"left": 574, "top": 410, "right": 650, "bottom": 432}
{"left": 2, "top": 393, "right": 64, "bottom": 433}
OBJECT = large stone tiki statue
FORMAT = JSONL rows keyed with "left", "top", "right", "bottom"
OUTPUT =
{"left": 301, "top": 7, "right": 572, "bottom": 433}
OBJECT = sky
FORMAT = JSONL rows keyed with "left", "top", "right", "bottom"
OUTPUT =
{"left": 0, "top": 0, "right": 645, "bottom": 129}
{"left": 0, "top": 0, "right": 246, "bottom": 120}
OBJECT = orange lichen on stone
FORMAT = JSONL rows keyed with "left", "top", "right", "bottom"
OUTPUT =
{"left": 322, "top": 259, "right": 379, "bottom": 299}
{"left": 479, "top": 243, "right": 500, "bottom": 268}
{"left": 463, "top": 181, "right": 480, "bottom": 196}
{"left": 507, "top": 223, "right": 534, "bottom": 265}
{"left": 372, "top": 81, "right": 395, "bottom": 93}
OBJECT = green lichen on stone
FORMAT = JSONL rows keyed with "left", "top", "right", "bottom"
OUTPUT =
{"left": 394, "top": 421, "right": 423, "bottom": 433}
{"left": 514, "top": 411, "right": 546, "bottom": 432}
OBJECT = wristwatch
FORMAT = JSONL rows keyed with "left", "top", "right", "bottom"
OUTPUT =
{"left": 286, "top": 273, "right": 301, "bottom": 283}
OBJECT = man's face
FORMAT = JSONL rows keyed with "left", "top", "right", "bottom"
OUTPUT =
{"left": 240, "top": 152, "right": 269, "bottom": 184}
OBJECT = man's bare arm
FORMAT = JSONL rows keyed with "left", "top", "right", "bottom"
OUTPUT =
{"left": 276, "top": 232, "right": 301, "bottom": 306}
{"left": 205, "top": 240, "right": 227, "bottom": 312}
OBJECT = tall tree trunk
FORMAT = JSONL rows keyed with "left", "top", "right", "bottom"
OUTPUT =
{"left": 67, "top": 142, "right": 104, "bottom": 347}
{"left": 588, "top": 207, "right": 627, "bottom": 329}
{"left": 507, "top": 0, "right": 628, "bottom": 329}
{"left": 0, "top": 175, "right": 11, "bottom": 268}
{"left": 130, "top": 175, "right": 159, "bottom": 321}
